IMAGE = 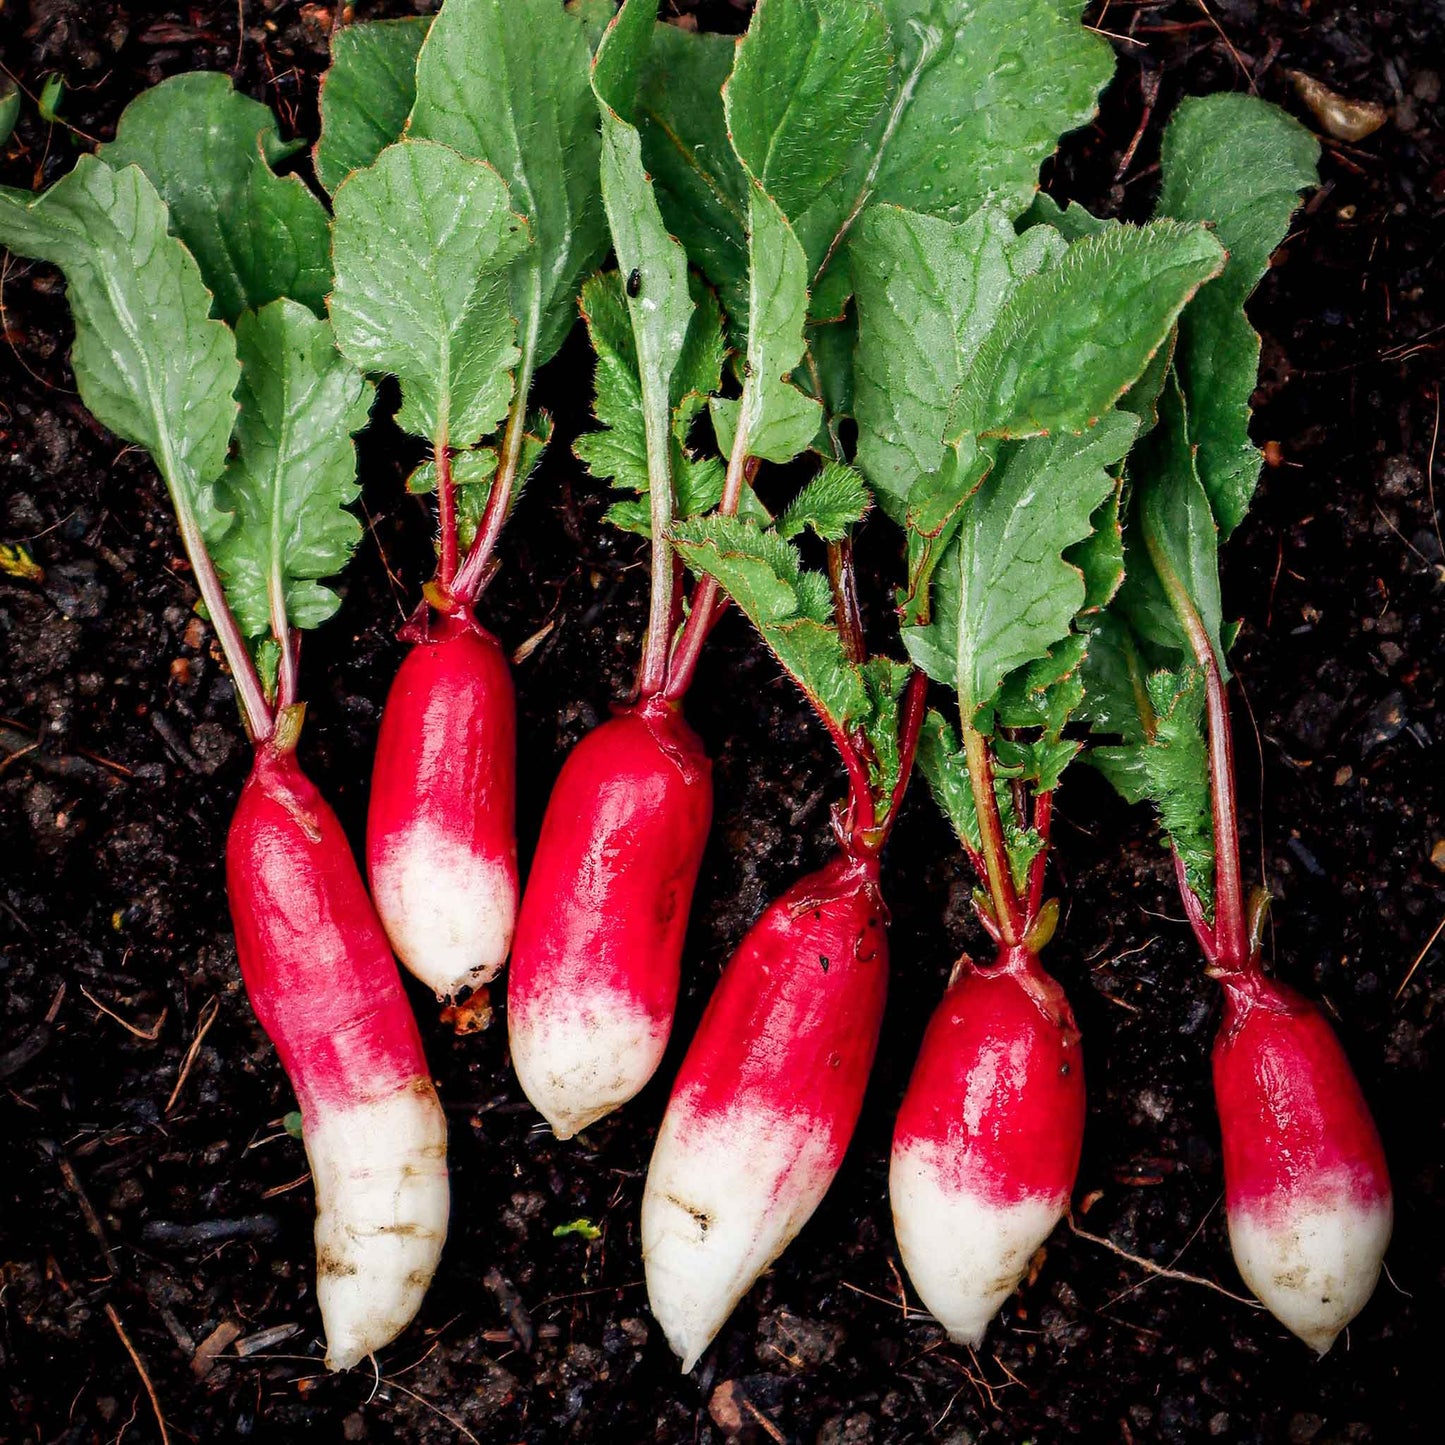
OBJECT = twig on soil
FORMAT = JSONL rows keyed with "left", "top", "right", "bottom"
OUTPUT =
{"left": 44, "top": 1141, "right": 118, "bottom": 1275}
{"left": 79, "top": 986, "right": 167, "bottom": 1042}
{"left": 1101, "top": 1197, "right": 1221, "bottom": 1309}
{"left": 165, "top": 996, "right": 220, "bottom": 1113}
{"left": 1427, "top": 387, "right": 1443, "bottom": 565}
{"left": 1396, "top": 911, "right": 1445, "bottom": 999}
{"left": 840, "top": 1279, "right": 929, "bottom": 1320}
{"left": 1192, "top": 0, "right": 1256, "bottom": 92}
{"left": 105, "top": 1304, "right": 171, "bottom": 1445}
{"left": 1068, "top": 1216, "right": 1261, "bottom": 1307}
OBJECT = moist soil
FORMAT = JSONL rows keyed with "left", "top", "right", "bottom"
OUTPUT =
{"left": 1, "top": 2, "right": 1441, "bottom": 1441}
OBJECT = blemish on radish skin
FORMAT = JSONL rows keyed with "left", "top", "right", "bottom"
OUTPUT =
{"left": 819, "top": 955, "right": 830, "bottom": 973}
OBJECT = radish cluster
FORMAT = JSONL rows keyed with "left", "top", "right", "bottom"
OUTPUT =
{"left": 0, "top": 0, "right": 1399, "bottom": 1388}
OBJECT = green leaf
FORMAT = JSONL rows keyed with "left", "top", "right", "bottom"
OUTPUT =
{"left": 0, "top": 158, "right": 240, "bottom": 551}
{"left": 590, "top": 0, "right": 699, "bottom": 551}
{"left": 725, "top": 0, "right": 892, "bottom": 227}
{"left": 1078, "top": 611, "right": 1151, "bottom": 744}
{"left": 1123, "top": 376, "right": 1226, "bottom": 671}
{"left": 637, "top": 23, "right": 750, "bottom": 328}
{"left": 1019, "top": 191, "right": 1114, "bottom": 241}
{"left": 1141, "top": 666, "right": 1214, "bottom": 911}
{"left": 0, "top": 86, "right": 20, "bottom": 149}
{"left": 915, "top": 708, "right": 981, "bottom": 853}
{"left": 850, "top": 203, "right": 1064, "bottom": 519}
{"left": 409, "top": 447, "right": 498, "bottom": 497}
{"left": 212, "top": 300, "right": 373, "bottom": 640}
{"left": 778, "top": 462, "right": 871, "bottom": 540}
{"left": 904, "top": 411, "right": 1137, "bottom": 716}
{"left": 100, "top": 73, "right": 331, "bottom": 322}
{"left": 38, "top": 75, "right": 64, "bottom": 125}
{"left": 951, "top": 220, "right": 1225, "bottom": 439}
{"left": 994, "top": 632, "right": 1087, "bottom": 734}
{"left": 736, "top": 188, "right": 823, "bottom": 463}
{"left": 672, "top": 513, "right": 869, "bottom": 731}
{"left": 315, "top": 17, "right": 430, "bottom": 193}
{"left": 329, "top": 139, "right": 528, "bottom": 449}
{"left": 804, "top": 0, "right": 1114, "bottom": 314}
{"left": 1066, "top": 482, "right": 1125, "bottom": 615}
{"left": 1157, "top": 93, "right": 1318, "bottom": 536}
{"left": 411, "top": 0, "right": 606, "bottom": 368}
{"left": 859, "top": 656, "right": 913, "bottom": 815}
{"left": 552, "top": 1217, "right": 603, "bottom": 1241}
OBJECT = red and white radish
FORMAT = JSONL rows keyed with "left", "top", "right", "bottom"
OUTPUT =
{"left": 1213, "top": 972, "right": 1392, "bottom": 1353}
{"left": 367, "top": 612, "right": 518, "bottom": 1001}
{"left": 230, "top": 738, "right": 449, "bottom": 1370}
{"left": 507, "top": 696, "right": 712, "bottom": 1138}
{"left": 642, "top": 852, "right": 888, "bottom": 1370}
{"left": 890, "top": 943, "right": 1084, "bottom": 1346}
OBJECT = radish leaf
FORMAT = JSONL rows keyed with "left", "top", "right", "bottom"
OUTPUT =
{"left": 99, "top": 73, "right": 331, "bottom": 322}
{"left": 315, "top": 17, "right": 429, "bottom": 193}
{"left": 329, "top": 138, "right": 528, "bottom": 450}
{"left": 672, "top": 513, "right": 870, "bottom": 731}
{"left": 725, "top": 0, "right": 892, "bottom": 230}
{"left": 951, "top": 221, "right": 1226, "bottom": 439}
{"left": 411, "top": 0, "right": 605, "bottom": 369}
{"left": 1158, "top": 93, "right": 1318, "bottom": 536}
{"left": 850, "top": 203, "right": 1063, "bottom": 519}
{"left": 0, "top": 158, "right": 240, "bottom": 549}
{"left": 212, "top": 300, "right": 374, "bottom": 641}
{"left": 904, "top": 411, "right": 1137, "bottom": 718}
{"left": 777, "top": 462, "right": 871, "bottom": 541}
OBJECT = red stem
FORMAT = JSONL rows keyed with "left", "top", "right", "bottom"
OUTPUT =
{"left": 961, "top": 717, "right": 1026, "bottom": 946}
{"left": 1173, "top": 848, "right": 1218, "bottom": 962}
{"left": 435, "top": 438, "right": 458, "bottom": 594}
{"left": 1026, "top": 790, "right": 1054, "bottom": 918}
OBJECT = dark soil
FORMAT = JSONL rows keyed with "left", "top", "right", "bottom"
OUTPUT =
{"left": 1, "top": 2, "right": 1440, "bottom": 1441}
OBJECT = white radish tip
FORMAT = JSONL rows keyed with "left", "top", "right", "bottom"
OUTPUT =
{"left": 371, "top": 824, "right": 515, "bottom": 1000}
{"left": 641, "top": 1101, "right": 838, "bottom": 1372}
{"left": 509, "top": 998, "right": 666, "bottom": 1141}
{"left": 305, "top": 1081, "right": 451, "bottom": 1371}
{"left": 890, "top": 1142, "right": 1066, "bottom": 1350}
{"left": 1228, "top": 1193, "right": 1393, "bottom": 1354}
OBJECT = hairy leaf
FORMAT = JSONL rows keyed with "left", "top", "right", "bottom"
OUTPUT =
{"left": 213, "top": 300, "right": 373, "bottom": 639}
{"left": 315, "top": 18, "right": 429, "bottom": 193}
{"left": 1121, "top": 376, "right": 1226, "bottom": 671}
{"left": 952, "top": 221, "right": 1225, "bottom": 439}
{"left": 778, "top": 462, "right": 872, "bottom": 540}
{"left": 590, "top": 0, "right": 698, "bottom": 550}
{"left": 329, "top": 139, "right": 528, "bottom": 448}
{"left": 637, "top": 23, "right": 750, "bottom": 327}
{"left": 736, "top": 188, "right": 823, "bottom": 463}
{"left": 725, "top": 0, "right": 892, "bottom": 227}
{"left": 411, "top": 0, "right": 605, "bottom": 366}
{"left": 916, "top": 709, "right": 981, "bottom": 852}
{"left": 851, "top": 204, "right": 1063, "bottom": 519}
{"left": 905, "top": 411, "right": 1137, "bottom": 716}
{"left": 0, "top": 158, "right": 240, "bottom": 550}
{"left": 860, "top": 656, "right": 913, "bottom": 816}
{"left": 1158, "top": 93, "right": 1318, "bottom": 535}
{"left": 1142, "top": 666, "right": 1214, "bottom": 910}
{"left": 1066, "top": 483, "right": 1125, "bottom": 615}
{"left": 99, "top": 72, "right": 330, "bottom": 322}
{"left": 672, "top": 513, "right": 869, "bottom": 731}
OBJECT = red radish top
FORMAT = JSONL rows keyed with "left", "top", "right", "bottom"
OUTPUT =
{"left": 508, "top": 695, "right": 710, "bottom": 1018}
{"left": 1212, "top": 973, "right": 1390, "bottom": 1215}
{"left": 669, "top": 851, "right": 886, "bottom": 1138}
{"left": 893, "top": 947, "right": 1085, "bottom": 1205}
{"left": 228, "top": 745, "right": 430, "bottom": 1114}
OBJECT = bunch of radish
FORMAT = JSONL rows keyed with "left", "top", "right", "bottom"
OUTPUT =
{"left": 1080, "top": 94, "right": 1392, "bottom": 1353}
{"left": 0, "top": 78, "right": 448, "bottom": 1370}
{"left": 0, "top": 0, "right": 1400, "bottom": 1384}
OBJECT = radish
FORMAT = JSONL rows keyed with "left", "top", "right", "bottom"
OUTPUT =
{"left": 0, "top": 148, "right": 449, "bottom": 1368}
{"left": 229, "top": 736, "right": 448, "bottom": 1370}
{"left": 890, "top": 944, "right": 1084, "bottom": 1347}
{"left": 508, "top": 696, "right": 712, "bottom": 1138}
{"left": 327, "top": 0, "right": 607, "bottom": 1003}
{"left": 1212, "top": 973, "right": 1392, "bottom": 1353}
{"left": 367, "top": 613, "right": 517, "bottom": 1000}
{"left": 651, "top": 482, "right": 929, "bottom": 1367}
{"left": 1082, "top": 94, "right": 1390, "bottom": 1350}
{"left": 643, "top": 851, "right": 888, "bottom": 1370}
